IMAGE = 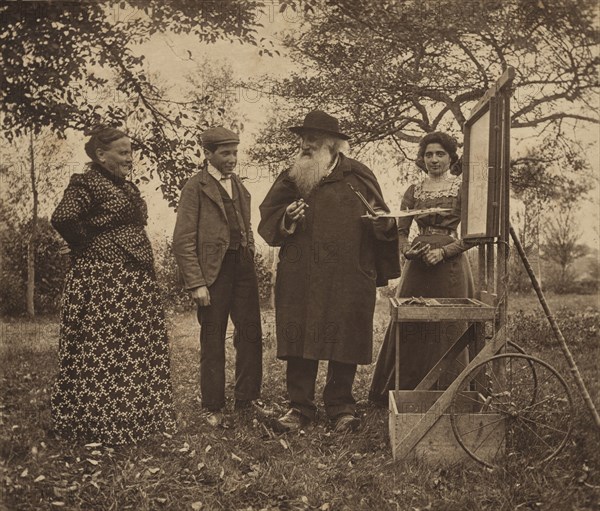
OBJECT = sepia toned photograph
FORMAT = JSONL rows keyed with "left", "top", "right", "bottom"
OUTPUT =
{"left": 1, "top": 1, "right": 598, "bottom": 510}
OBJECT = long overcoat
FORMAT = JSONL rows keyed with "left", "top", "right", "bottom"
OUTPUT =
{"left": 258, "top": 154, "right": 398, "bottom": 365}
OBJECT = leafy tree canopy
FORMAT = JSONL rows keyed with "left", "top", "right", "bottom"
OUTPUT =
{"left": 1, "top": 1, "right": 267, "bottom": 137}
{"left": 1, "top": 1, "right": 277, "bottom": 206}
{"left": 250, "top": 0, "right": 599, "bottom": 169}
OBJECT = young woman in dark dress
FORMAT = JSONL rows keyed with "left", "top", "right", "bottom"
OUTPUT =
{"left": 51, "top": 125, "right": 176, "bottom": 444}
{"left": 369, "top": 132, "right": 475, "bottom": 404}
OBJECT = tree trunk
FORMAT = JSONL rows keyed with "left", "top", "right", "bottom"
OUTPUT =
{"left": 27, "top": 130, "right": 38, "bottom": 318}
{"left": 535, "top": 213, "right": 542, "bottom": 291}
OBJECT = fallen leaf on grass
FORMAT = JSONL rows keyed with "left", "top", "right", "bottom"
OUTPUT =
{"left": 320, "top": 504, "right": 331, "bottom": 511}
{"left": 205, "top": 445, "right": 212, "bottom": 453}
{"left": 86, "top": 459, "right": 99, "bottom": 466}
{"left": 162, "top": 432, "right": 173, "bottom": 439}
{"left": 578, "top": 463, "right": 591, "bottom": 484}
{"left": 231, "top": 453, "right": 242, "bottom": 462}
{"left": 191, "top": 501, "right": 203, "bottom": 510}
{"left": 20, "top": 468, "right": 28, "bottom": 477}
{"left": 197, "top": 462, "right": 205, "bottom": 471}
{"left": 52, "top": 485, "right": 78, "bottom": 498}
{"left": 31, "top": 446, "right": 38, "bottom": 456}
{"left": 156, "top": 497, "right": 167, "bottom": 504}
{"left": 148, "top": 467, "right": 160, "bottom": 474}
{"left": 34, "top": 475, "right": 45, "bottom": 482}
{"left": 317, "top": 463, "right": 327, "bottom": 470}
{"left": 51, "top": 503, "right": 65, "bottom": 507}
{"left": 279, "top": 439, "right": 289, "bottom": 450}
{"left": 84, "top": 442, "right": 102, "bottom": 448}
{"left": 219, "top": 467, "right": 225, "bottom": 479}
{"left": 179, "top": 442, "right": 190, "bottom": 452}
{"left": 301, "top": 496, "right": 309, "bottom": 504}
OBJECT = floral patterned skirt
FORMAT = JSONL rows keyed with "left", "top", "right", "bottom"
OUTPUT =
{"left": 52, "top": 258, "right": 176, "bottom": 444}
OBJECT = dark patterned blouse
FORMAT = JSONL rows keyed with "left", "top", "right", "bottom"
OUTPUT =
{"left": 398, "top": 175, "right": 469, "bottom": 258}
{"left": 51, "top": 163, "right": 154, "bottom": 269}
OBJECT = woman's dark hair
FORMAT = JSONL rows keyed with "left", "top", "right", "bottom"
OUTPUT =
{"left": 416, "top": 131, "right": 461, "bottom": 175}
{"left": 84, "top": 124, "right": 128, "bottom": 162}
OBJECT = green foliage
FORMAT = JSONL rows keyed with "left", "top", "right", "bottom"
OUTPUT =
{"left": 1, "top": 1, "right": 270, "bottom": 208}
{"left": 541, "top": 207, "right": 589, "bottom": 293}
{"left": 511, "top": 133, "right": 591, "bottom": 208}
{"left": 153, "top": 238, "right": 195, "bottom": 313}
{"left": 253, "top": 251, "right": 273, "bottom": 306}
{"left": 250, "top": 0, "right": 599, "bottom": 173}
{"left": 509, "top": 307, "right": 599, "bottom": 349}
{"left": 0, "top": 1, "right": 264, "bottom": 137}
{"left": 0, "top": 215, "right": 67, "bottom": 316}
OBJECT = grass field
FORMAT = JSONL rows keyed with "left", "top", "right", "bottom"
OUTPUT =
{"left": 1, "top": 293, "right": 599, "bottom": 510}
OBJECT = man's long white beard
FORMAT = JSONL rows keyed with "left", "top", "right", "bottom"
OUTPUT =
{"left": 289, "top": 145, "right": 335, "bottom": 198}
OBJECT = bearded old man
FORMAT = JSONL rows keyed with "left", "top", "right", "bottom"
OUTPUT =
{"left": 258, "top": 110, "right": 399, "bottom": 433}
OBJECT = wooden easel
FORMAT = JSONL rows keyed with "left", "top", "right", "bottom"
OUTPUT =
{"left": 389, "top": 68, "right": 515, "bottom": 462}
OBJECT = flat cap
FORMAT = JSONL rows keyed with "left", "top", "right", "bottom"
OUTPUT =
{"left": 200, "top": 127, "right": 240, "bottom": 147}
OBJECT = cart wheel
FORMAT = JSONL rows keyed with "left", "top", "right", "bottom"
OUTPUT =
{"left": 502, "top": 341, "right": 538, "bottom": 406}
{"left": 450, "top": 353, "right": 573, "bottom": 469}
{"left": 505, "top": 340, "right": 526, "bottom": 354}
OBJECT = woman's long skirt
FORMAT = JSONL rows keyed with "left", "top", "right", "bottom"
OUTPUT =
{"left": 51, "top": 259, "right": 176, "bottom": 444}
{"left": 369, "top": 234, "right": 474, "bottom": 405}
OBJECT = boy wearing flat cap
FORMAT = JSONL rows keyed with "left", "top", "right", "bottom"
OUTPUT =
{"left": 173, "top": 127, "right": 262, "bottom": 427}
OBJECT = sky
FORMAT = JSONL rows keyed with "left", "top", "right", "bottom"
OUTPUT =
{"left": 64, "top": 6, "right": 599, "bottom": 257}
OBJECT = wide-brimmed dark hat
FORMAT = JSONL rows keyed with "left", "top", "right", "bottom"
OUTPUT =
{"left": 288, "top": 110, "right": 350, "bottom": 140}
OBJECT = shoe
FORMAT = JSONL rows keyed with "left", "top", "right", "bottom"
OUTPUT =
{"left": 333, "top": 414, "right": 360, "bottom": 433}
{"left": 275, "top": 408, "right": 311, "bottom": 432}
{"left": 205, "top": 411, "right": 224, "bottom": 427}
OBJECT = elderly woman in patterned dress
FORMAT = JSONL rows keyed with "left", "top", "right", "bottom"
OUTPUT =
{"left": 369, "top": 131, "right": 475, "bottom": 404}
{"left": 51, "top": 125, "right": 176, "bottom": 444}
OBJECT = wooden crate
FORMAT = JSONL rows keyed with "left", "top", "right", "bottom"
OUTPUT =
{"left": 389, "top": 390, "right": 505, "bottom": 465}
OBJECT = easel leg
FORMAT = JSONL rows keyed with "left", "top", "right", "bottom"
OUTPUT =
{"left": 395, "top": 323, "right": 400, "bottom": 391}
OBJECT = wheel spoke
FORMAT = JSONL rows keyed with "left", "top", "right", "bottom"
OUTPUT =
{"left": 449, "top": 354, "right": 572, "bottom": 469}
{"left": 521, "top": 395, "right": 567, "bottom": 413}
{"left": 515, "top": 412, "right": 557, "bottom": 452}
{"left": 517, "top": 413, "right": 570, "bottom": 437}
{"left": 458, "top": 416, "right": 506, "bottom": 438}
{"left": 471, "top": 418, "right": 505, "bottom": 456}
